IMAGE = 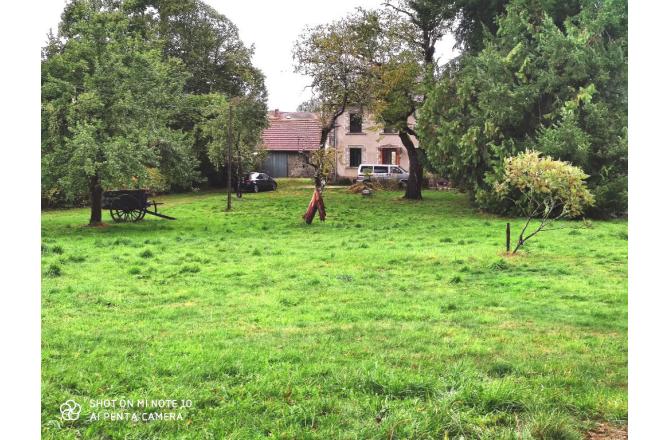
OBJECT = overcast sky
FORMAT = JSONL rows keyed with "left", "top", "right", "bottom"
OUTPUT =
{"left": 40, "top": 0, "right": 458, "bottom": 111}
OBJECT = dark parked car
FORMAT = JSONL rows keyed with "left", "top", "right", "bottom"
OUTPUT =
{"left": 239, "top": 172, "right": 278, "bottom": 193}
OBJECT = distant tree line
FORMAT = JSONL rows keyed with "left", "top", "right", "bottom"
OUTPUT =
{"left": 41, "top": 0, "right": 268, "bottom": 223}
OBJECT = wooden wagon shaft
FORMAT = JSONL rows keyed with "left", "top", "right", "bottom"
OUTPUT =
{"left": 143, "top": 210, "right": 176, "bottom": 220}
{"left": 144, "top": 200, "right": 176, "bottom": 220}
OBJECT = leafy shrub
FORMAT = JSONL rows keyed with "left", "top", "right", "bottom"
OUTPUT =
{"left": 589, "top": 175, "right": 628, "bottom": 218}
{"left": 494, "top": 151, "right": 594, "bottom": 217}
{"left": 490, "top": 151, "right": 594, "bottom": 253}
{"left": 144, "top": 167, "right": 168, "bottom": 193}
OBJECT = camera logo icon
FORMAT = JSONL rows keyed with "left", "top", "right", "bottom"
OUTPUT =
{"left": 60, "top": 399, "right": 81, "bottom": 421}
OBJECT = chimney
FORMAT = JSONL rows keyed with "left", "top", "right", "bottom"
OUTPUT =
{"left": 274, "top": 109, "right": 279, "bottom": 117}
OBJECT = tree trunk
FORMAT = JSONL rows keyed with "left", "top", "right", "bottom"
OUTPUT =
{"left": 226, "top": 105, "right": 233, "bottom": 211}
{"left": 313, "top": 125, "right": 331, "bottom": 192}
{"left": 399, "top": 130, "right": 422, "bottom": 200}
{"left": 89, "top": 175, "right": 103, "bottom": 225}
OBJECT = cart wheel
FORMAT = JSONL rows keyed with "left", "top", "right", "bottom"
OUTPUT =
{"left": 109, "top": 195, "right": 144, "bottom": 222}
{"left": 127, "top": 209, "right": 145, "bottom": 222}
{"left": 110, "top": 207, "right": 144, "bottom": 222}
{"left": 109, "top": 208, "right": 122, "bottom": 222}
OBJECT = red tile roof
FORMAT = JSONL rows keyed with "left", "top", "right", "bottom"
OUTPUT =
{"left": 261, "top": 111, "right": 322, "bottom": 151}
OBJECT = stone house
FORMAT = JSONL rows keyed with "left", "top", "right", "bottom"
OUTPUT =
{"left": 260, "top": 108, "right": 418, "bottom": 181}
{"left": 330, "top": 108, "right": 418, "bottom": 182}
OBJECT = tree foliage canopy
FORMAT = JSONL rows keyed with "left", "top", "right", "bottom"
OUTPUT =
{"left": 293, "top": 9, "right": 379, "bottom": 144}
{"left": 199, "top": 94, "right": 268, "bottom": 173}
{"left": 41, "top": 2, "right": 198, "bottom": 208}
{"left": 418, "top": 0, "right": 627, "bottom": 217}
{"left": 42, "top": 0, "right": 269, "bottom": 213}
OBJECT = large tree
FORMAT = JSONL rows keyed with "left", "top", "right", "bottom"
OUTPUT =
{"left": 199, "top": 95, "right": 268, "bottom": 185}
{"left": 42, "top": 1, "right": 198, "bottom": 224}
{"left": 293, "top": 9, "right": 377, "bottom": 191}
{"left": 418, "top": 0, "right": 627, "bottom": 217}
{"left": 125, "top": 0, "right": 268, "bottom": 187}
{"left": 370, "top": 1, "right": 457, "bottom": 199}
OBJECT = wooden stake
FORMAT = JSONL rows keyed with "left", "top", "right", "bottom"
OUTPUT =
{"left": 506, "top": 222, "right": 511, "bottom": 253}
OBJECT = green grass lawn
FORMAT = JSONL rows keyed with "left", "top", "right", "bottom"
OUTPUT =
{"left": 41, "top": 179, "right": 627, "bottom": 439}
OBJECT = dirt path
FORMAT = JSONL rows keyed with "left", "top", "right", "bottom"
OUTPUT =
{"left": 587, "top": 423, "right": 628, "bottom": 440}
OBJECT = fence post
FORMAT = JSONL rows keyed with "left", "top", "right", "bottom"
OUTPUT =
{"left": 506, "top": 222, "right": 511, "bottom": 253}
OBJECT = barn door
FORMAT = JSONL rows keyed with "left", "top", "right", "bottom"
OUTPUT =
{"left": 263, "top": 152, "right": 289, "bottom": 177}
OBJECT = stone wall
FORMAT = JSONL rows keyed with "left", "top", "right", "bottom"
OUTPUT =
{"left": 288, "top": 152, "right": 314, "bottom": 178}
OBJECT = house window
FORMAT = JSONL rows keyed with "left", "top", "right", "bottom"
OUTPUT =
{"left": 381, "top": 148, "right": 397, "bottom": 165}
{"left": 349, "top": 112, "right": 363, "bottom": 133}
{"left": 349, "top": 147, "right": 362, "bottom": 167}
{"left": 383, "top": 126, "right": 398, "bottom": 134}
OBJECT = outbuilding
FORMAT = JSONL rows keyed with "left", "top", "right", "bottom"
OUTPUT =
{"left": 261, "top": 110, "right": 321, "bottom": 177}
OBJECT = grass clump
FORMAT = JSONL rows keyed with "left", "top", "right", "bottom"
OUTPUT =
{"left": 180, "top": 264, "right": 201, "bottom": 274}
{"left": 128, "top": 267, "right": 141, "bottom": 275}
{"left": 449, "top": 275, "right": 463, "bottom": 284}
{"left": 440, "top": 303, "right": 458, "bottom": 312}
{"left": 527, "top": 412, "right": 581, "bottom": 440}
{"left": 139, "top": 249, "right": 154, "bottom": 258}
{"left": 488, "top": 361, "right": 515, "bottom": 378}
{"left": 489, "top": 259, "right": 510, "bottom": 271}
{"left": 45, "top": 263, "right": 62, "bottom": 277}
{"left": 66, "top": 255, "right": 86, "bottom": 264}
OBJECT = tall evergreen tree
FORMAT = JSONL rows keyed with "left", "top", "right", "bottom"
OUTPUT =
{"left": 419, "top": 0, "right": 627, "bottom": 217}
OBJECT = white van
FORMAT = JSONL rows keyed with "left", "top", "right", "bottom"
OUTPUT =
{"left": 356, "top": 164, "right": 409, "bottom": 185}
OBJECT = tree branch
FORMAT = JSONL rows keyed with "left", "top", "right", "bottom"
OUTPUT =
{"left": 383, "top": 2, "right": 416, "bottom": 21}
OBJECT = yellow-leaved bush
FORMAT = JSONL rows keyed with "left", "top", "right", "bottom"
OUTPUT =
{"left": 494, "top": 151, "right": 594, "bottom": 219}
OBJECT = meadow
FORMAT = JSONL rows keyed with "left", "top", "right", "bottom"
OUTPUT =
{"left": 41, "top": 179, "right": 627, "bottom": 439}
